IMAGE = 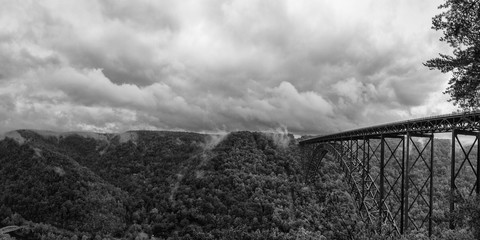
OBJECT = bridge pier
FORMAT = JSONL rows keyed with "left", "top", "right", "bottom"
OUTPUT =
{"left": 363, "top": 137, "right": 381, "bottom": 233}
{"left": 450, "top": 129, "right": 480, "bottom": 230}
{"left": 404, "top": 133, "right": 433, "bottom": 236}
{"left": 361, "top": 137, "right": 368, "bottom": 212}
{"left": 378, "top": 135, "right": 404, "bottom": 235}
{"left": 379, "top": 135, "right": 385, "bottom": 234}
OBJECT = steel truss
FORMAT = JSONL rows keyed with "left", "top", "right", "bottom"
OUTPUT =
{"left": 299, "top": 112, "right": 480, "bottom": 237}
{"left": 450, "top": 129, "right": 480, "bottom": 230}
{"left": 301, "top": 111, "right": 480, "bottom": 145}
{"left": 404, "top": 133, "right": 433, "bottom": 235}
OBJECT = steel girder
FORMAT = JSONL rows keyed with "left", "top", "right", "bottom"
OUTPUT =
{"left": 299, "top": 112, "right": 480, "bottom": 145}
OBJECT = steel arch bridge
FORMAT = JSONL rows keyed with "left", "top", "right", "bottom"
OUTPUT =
{"left": 299, "top": 111, "right": 480, "bottom": 237}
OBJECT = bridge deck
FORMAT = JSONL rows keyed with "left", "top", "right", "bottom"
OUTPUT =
{"left": 300, "top": 111, "right": 480, "bottom": 144}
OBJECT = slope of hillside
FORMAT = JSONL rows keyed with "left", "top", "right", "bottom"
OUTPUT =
{"left": 0, "top": 137, "right": 128, "bottom": 239}
{"left": 150, "top": 131, "right": 361, "bottom": 239}
{"left": 0, "top": 130, "right": 362, "bottom": 239}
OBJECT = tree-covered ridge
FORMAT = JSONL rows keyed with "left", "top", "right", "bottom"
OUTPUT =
{"left": 0, "top": 130, "right": 363, "bottom": 239}
{"left": 151, "top": 131, "right": 361, "bottom": 239}
{"left": 0, "top": 137, "right": 128, "bottom": 238}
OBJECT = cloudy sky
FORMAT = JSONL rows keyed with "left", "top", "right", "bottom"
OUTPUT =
{"left": 0, "top": 0, "right": 455, "bottom": 135}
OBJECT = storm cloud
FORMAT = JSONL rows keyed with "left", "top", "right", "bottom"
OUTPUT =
{"left": 0, "top": 0, "right": 453, "bottom": 135}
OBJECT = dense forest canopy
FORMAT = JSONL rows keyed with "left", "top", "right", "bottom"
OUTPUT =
{"left": 0, "top": 130, "right": 362, "bottom": 239}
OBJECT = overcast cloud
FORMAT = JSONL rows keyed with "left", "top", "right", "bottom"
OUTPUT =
{"left": 0, "top": 0, "right": 454, "bottom": 135}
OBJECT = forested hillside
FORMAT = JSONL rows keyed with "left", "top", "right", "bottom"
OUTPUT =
{"left": 0, "top": 130, "right": 362, "bottom": 239}
{"left": 2, "top": 130, "right": 478, "bottom": 239}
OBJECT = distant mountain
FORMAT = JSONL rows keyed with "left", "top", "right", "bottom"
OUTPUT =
{"left": 0, "top": 130, "right": 361, "bottom": 240}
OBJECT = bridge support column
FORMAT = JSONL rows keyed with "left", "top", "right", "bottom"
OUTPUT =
{"left": 379, "top": 135, "right": 385, "bottom": 234}
{"left": 404, "top": 132, "right": 433, "bottom": 236}
{"left": 361, "top": 137, "right": 368, "bottom": 210}
{"left": 449, "top": 129, "right": 480, "bottom": 230}
{"left": 362, "top": 137, "right": 382, "bottom": 233}
{"left": 404, "top": 132, "right": 410, "bottom": 232}
{"left": 450, "top": 130, "right": 455, "bottom": 230}
{"left": 350, "top": 139, "right": 364, "bottom": 206}
{"left": 401, "top": 135, "right": 405, "bottom": 234}
{"left": 377, "top": 135, "right": 405, "bottom": 235}
{"left": 357, "top": 135, "right": 405, "bottom": 235}
{"left": 429, "top": 135, "right": 434, "bottom": 236}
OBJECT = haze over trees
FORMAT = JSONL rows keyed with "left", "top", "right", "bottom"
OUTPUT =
{"left": 424, "top": 0, "right": 480, "bottom": 110}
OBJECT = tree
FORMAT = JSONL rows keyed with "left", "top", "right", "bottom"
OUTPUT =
{"left": 424, "top": 0, "right": 480, "bottom": 110}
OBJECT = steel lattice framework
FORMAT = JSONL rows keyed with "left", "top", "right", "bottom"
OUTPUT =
{"left": 299, "top": 112, "right": 480, "bottom": 237}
